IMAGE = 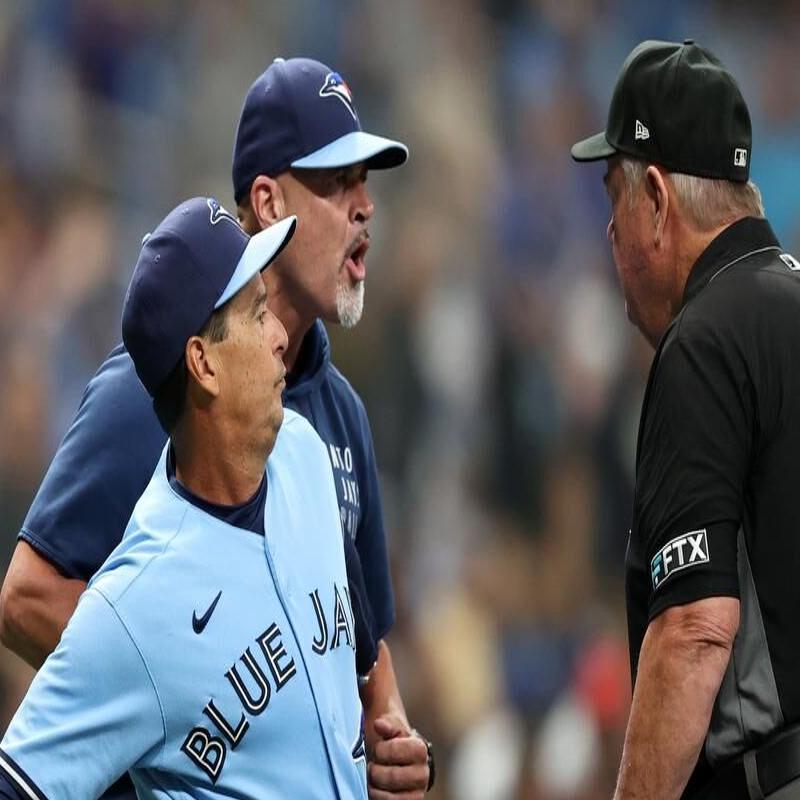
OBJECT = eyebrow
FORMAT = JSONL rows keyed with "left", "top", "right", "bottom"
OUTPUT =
{"left": 340, "top": 164, "right": 367, "bottom": 185}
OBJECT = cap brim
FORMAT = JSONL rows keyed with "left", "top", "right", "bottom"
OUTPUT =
{"left": 215, "top": 215, "right": 297, "bottom": 309}
{"left": 571, "top": 131, "right": 617, "bottom": 162}
{"left": 291, "top": 130, "right": 408, "bottom": 171}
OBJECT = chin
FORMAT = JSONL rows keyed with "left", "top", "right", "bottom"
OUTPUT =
{"left": 263, "top": 405, "right": 284, "bottom": 449}
{"left": 336, "top": 281, "right": 365, "bottom": 329}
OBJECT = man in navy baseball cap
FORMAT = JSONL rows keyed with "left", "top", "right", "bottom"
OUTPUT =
{"left": 231, "top": 58, "right": 433, "bottom": 797}
{"left": 232, "top": 57, "right": 407, "bottom": 205}
{"left": 122, "top": 197, "right": 296, "bottom": 401}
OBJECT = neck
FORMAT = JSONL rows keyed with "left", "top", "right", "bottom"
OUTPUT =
{"left": 264, "top": 268, "right": 315, "bottom": 372}
{"left": 172, "top": 417, "right": 270, "bottom": 505}
{"left": 646, "top": 220, "right": 735, "bottom": 347}
{"left": 281, "top": 309, "right": 314, "bottom": 373}
{"left": 673, "top": 220, "right": 735, "bottom": 307}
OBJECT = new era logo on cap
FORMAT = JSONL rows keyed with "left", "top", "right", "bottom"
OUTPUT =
{"left": 635, "top": 119, "right": 650, "bottom": 141}
{"left": 734, "top": 148, "right": 748, "bottom": 167}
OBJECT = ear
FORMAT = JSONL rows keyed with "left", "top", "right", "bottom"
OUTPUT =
{"left": 645, "top": 165, "right": 669, "bottom": 247}
{"left": 184, "top": 335, "right": 220, "bottom": 400}
{"left": 248, "top": 175, "right": 286, "bottom": 232}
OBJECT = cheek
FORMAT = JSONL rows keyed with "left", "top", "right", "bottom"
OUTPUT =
{"left": 298, "top": 207, "right": 338, "bottom": 266}
{"left": 232, "top": 336, "right": 265, "bottom": 380}
{"left": 610, "top": 211, "right": 638, "bottom": 260}
{"left": 610, "top": 228, "right": 640, "bottom": 292}
{"left": 313, "top": 200, "right": 348, "bottom": 248}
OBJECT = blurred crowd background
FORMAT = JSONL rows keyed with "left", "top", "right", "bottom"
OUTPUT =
{"left": 1, "top": 1, "right": 799, "bottom": 797}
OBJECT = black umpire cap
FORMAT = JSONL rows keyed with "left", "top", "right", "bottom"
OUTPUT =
{"left": 571, "top": 39, "right": 752, "bottom": 182}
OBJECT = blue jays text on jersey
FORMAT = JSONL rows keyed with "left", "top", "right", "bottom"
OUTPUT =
{"left": 0, "top": 411, "right": 367, "bottom": 799}
{"left": 21, "top": 320, "right": 394, "bottom": 642}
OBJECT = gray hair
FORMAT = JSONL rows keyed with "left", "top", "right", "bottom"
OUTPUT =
{"left": 619, "top": 157, "right": 764, "bottom": 232}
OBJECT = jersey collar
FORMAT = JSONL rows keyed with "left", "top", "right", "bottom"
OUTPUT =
{"left": 683, "top": 216, "right": 781, "bottom": 307}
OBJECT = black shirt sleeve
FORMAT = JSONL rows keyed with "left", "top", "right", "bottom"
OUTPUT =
{"left": 635, "top": 319, "right": 754, "bottom": 620}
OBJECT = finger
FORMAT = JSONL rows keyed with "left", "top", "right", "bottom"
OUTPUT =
{"left": 373, "top": 713, "right": 409, "bottom": 740}
{"left": 368, "top": 760, "right": 429, "bottom": 793}
{"left": 372, "top": 734, "right": 429, "bottom": 766}
{"left": 368, "top": 789, "right": 425, "bottom": 800}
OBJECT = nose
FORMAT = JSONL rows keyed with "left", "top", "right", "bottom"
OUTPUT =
{"left": 274, "top": 316, "right": 289, "bottom": 357}
{"left": 352, "top": 180, "right": 374, "bottom": 225}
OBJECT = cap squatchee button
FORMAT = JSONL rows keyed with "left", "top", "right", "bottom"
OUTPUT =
{"left": 683, "top": 38, "right": 695, "bottom": 45}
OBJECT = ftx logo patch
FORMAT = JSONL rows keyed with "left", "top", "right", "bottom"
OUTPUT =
{"left": 651, "top": 529, "right": 709, "bottom": 590}
{"left": 320, "top": 72, "right": 358, "bottom": 121}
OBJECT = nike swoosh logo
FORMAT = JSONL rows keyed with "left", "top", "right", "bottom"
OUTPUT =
{"left": 192, "top": 591, "right": 222, "bottom": 634}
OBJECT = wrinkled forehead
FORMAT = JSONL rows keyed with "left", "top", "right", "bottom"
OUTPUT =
{"left": 285, "top": 162, "right": 369, "bottom": 202}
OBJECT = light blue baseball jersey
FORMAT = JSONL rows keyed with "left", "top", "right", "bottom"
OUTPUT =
{"left": 0, "top": 410, "right": 367, "bottom": 800}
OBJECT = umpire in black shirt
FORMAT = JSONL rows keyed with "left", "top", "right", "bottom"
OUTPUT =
{"left": 572, "top": 39, "right": 800, "bottom": 800}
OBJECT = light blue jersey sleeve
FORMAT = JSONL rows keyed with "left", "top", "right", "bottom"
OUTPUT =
{"left": 0, "top": 588, "right": 165, "bottom": 799}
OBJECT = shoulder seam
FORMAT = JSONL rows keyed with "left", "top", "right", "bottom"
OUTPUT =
{"left": 114, "top": 503, "right": 190, "bottom": 606}
{"left": 674, "top": 249, "right": 796, "bottom": 347}
{"left": 706, "top": 245, "right": 782, "bottom": 286}
{"left": 92, "top": 588, "right": 168, "bottom": 759}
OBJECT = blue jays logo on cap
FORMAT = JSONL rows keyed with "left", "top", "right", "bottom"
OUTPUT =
{"left": 319, "top": 72, "right": 358, "bottom": 122}
{"left": 207, "top": 198, "right": 239, "bottom": 228}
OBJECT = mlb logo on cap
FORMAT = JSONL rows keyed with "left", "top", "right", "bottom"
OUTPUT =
{"left": 232, "top": 57, "right": 408, "bottom": 204}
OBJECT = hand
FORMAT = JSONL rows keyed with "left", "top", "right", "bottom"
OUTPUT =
{"left": 368, "top": 713, "right": 430, "bottom": 799}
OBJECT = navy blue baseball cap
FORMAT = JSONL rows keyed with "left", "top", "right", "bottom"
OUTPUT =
{"left": 122, "top": 197, "right": 296, "bottom": 396}
{"left": 232, "top": 57, "right": 409, "bottom": 204}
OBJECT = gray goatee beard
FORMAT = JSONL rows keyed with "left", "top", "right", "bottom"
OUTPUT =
{"left": 336, "top": 279, "right": 365, "bottom": 329}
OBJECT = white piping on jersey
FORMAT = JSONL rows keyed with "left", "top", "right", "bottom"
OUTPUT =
{"left": 707, "top": 246, "right": 782, "bottom": 285}
{"left": 0, "top": 753, "right": 42, "bottom": 800}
